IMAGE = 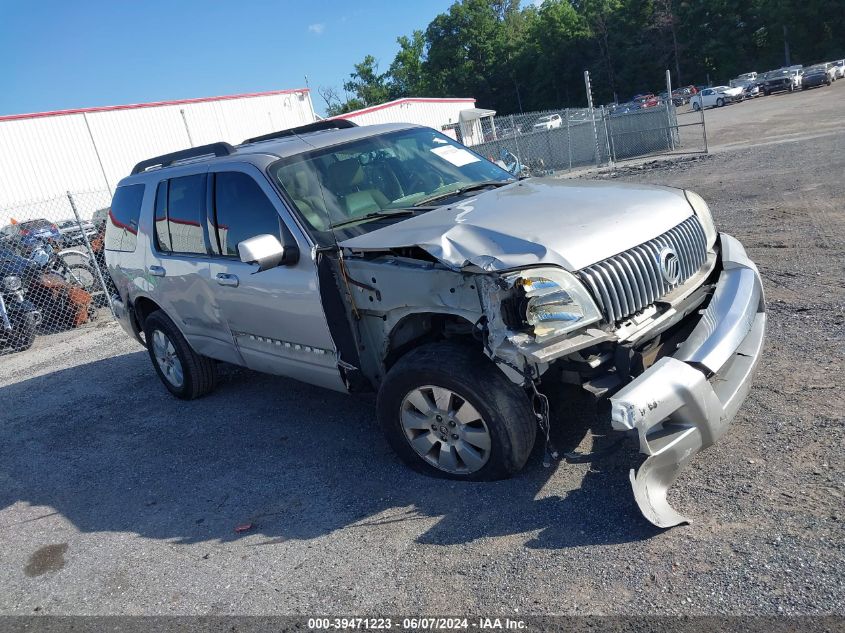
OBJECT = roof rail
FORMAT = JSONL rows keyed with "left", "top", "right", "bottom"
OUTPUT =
{"left": 131, "top": 142, "right": 236, "bottom": 175}
{"left": 241, "top": 119, "right": 357, "bottom": 145}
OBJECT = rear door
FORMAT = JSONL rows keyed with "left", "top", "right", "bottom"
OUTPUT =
{"left": 206, "top": 164, "right": 345, "bottom": 392}
{"left": 146, "top": 169, "right": 239, "bottom": 364}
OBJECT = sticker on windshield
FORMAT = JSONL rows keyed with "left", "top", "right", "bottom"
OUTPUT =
{"left": 430, "top": 145, "right": 480, "bottom": 167}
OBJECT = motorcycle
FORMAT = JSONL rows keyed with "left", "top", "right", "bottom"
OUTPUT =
{"left": 12, "top": 240, "right": 96, "bottom": 330}
{"left": 0, "top": 247, "right": 41, "bottom": 352}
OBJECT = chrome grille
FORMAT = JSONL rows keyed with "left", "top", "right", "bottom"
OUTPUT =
{"left": 579, "top": 216, "right": 708, "bottom": 324}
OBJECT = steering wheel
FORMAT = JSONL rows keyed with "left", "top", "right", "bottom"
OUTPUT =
{"left": 407, "top": 171, "right": 444, "bottom": 195}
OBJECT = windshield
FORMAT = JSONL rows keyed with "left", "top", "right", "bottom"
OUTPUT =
{"left": 270, "top": 127, "right": 513, "bottom": 243}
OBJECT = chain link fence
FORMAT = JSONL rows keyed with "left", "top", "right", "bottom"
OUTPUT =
{"left": 469, "top": 99, "right": 705, "bottom": 177}
{"left": 0, "top": 189, "right": 115, "bottom": 355}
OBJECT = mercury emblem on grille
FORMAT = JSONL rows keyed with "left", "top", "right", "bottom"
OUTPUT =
{"left": 658, "top": 246, "right": 681, "bottom": 284}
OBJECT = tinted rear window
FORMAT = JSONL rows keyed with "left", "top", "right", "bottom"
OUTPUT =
{"left": 105, "top": 184, "right": 144, "bottom": 252}
{"left": 155, "top": 174, "right": 208, "bottom": 255}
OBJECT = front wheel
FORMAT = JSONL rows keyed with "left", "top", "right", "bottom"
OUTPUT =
{"left": 8, "top": 316, "right": 36, "bottom": 352}
{"left": 144, "top": 310, "right": 217, "bottom": 399}
{"left": 716, "top": 97, "right": 725, "bottom": 107}
{"left": 377, "top": 342, "right": 537, "bottom": 481}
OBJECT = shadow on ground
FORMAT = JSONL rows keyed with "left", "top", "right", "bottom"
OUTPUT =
{"left": 0, "top": 351, "right": 660, "bottom": 549}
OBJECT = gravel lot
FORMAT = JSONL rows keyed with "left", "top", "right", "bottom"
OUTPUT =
{"left": 1, "top": 82, "right": 843, "bottom": 616}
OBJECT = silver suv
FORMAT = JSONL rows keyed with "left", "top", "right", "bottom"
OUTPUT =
{"left": 106, "top": 120, "right": 766, "bottom": 527}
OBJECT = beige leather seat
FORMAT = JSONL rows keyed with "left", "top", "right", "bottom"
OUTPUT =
{"left": 288, "top": 169, "right": 330, "bottom": 231}
{"left": 326, "top": 158, "right": 390, "bottom": 218}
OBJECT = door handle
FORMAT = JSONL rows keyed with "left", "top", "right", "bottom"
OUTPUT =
{"left": 149, "top": 265, "right": 166, "bottom": 277}
{"left": 216, "top": 273, "right": 239, "bottom": 287}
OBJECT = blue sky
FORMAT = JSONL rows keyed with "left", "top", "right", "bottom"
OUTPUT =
{"left": 0, "top": 0, "right": 455, "bottom": 117}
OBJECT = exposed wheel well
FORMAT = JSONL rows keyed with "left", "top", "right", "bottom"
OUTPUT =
{"left": 384, "top": 312, "right": 480, "bottom": 371}
{"left": 132, "top": 296, "right": 162, "bottom": 334}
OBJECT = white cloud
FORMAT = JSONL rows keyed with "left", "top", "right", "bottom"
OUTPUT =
{"left": 308, "top": 23, "right": 325, "bottom": 35}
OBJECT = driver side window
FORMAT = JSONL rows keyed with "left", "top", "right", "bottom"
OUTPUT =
{"left": 211, "top": 171, "right": 282, "bottom": 257}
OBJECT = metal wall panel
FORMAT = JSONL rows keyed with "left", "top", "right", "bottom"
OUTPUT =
{"left": 0, "top": 90, "right": 316, "bottom": 222}
{"left": 340, "top": 98, "right": 476, "bottom": 135}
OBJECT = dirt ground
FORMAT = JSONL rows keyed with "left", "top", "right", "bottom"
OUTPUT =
{"left": 0, "top": 81, "right": 843, "bottom": 616}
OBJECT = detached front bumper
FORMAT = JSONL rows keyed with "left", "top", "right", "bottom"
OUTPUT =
{"left": 610, "top": 234, "right": 766, "bottom": 527}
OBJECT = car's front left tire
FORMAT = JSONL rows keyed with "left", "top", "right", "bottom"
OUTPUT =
{"left": 377, "top": 342, "right": 537, "bottom": 481}
{"left": 144, "top": 310, "right": 217, "bottom": 400}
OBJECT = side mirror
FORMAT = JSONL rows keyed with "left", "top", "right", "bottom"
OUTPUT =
{"left": 237, "top": 234, "right": 298, "bottom": 272}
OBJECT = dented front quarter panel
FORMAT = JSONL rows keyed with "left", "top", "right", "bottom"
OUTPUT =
{"left": 339, "top": 255, "right": 484, "bottom": 383}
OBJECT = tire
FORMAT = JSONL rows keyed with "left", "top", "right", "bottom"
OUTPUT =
{"left": 9, "top": 317, "right": 36, "bottom": 352}
{"left": 144, "top": 310, "right": 217, "bottom": 400}
{"left": 763, "top": 89, "right": 770, "bottom": 96}
{"left": 64, "top": 263, "right": 97, "bottom": 292}
{"left": 716, "top": 98, "right": 725, "bottom": 107}
{"left": 692, "top": 102, "right": 700, "bottom": 111}
{"left": 377, "top": 342, "right": 537, "bottom": 481}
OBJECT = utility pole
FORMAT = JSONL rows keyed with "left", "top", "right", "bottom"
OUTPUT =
{"left": 783, "top": 25, "right": 791, "bottom": 67}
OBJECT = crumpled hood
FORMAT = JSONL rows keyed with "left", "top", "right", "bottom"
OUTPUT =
{"left": 339, "top": 178, "right": 693, "bottom": 272}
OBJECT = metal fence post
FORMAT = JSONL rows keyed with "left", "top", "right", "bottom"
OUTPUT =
{"left": 67, "top": 191, "right": 115, "bottom": 316}
{"left": 511, "top": 114, "right": 521, "bottom": 168}
{"left": 566, "top": 108, "right": 572, "bottom": 171}
{"left": 700, "top": 95, "right": 708, "bottom": 154}
{"left": 584, "top": 71, "right": 601, "bottom": 166}
{"left": 601, "top": 106, "right": 614, "bottom": 167}
{"left": 665, "top": 69, "right": 676, "bottom": 151}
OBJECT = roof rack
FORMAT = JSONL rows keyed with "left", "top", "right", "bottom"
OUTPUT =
{"left": 241, "top": 119, "right": 357, "bottom": 145}
{"left": 131, "top": 142, "right": 236, "bottom": 175}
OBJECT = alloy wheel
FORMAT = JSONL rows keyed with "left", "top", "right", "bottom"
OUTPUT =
{"left": 400, "top": 385, "right": 492, "bottom": 475}
{"left": 152, "top": 329, "right": 184, "bottom": 388}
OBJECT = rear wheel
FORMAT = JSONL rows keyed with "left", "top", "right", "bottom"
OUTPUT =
{"left": 692, "top": 101, "right": 701, "bottom": 111}
{"left": 144, "top": 310, "right": 217, "bottom": 399}
{"left": 716, "top": 97, "right": 725, "bottom": 107}
{"left": 377, "top": 342, "right": 537, "bottom": 481}
{"left": 64, "top": 263, "right": 97, "bottom": 292}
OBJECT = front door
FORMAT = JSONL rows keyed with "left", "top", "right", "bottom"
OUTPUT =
{"left": 206, "top": 165, "right": 346, "bottom": 392}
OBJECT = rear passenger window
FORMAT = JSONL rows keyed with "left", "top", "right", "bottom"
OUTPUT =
{"left": 155, "top": 174, "right": 208, "bottom": 255}
{"left": 212, "top": 172, "right": 281, "bottom": 257}
{"left": 105, "top": 184, "right": 144, "bottom": 252}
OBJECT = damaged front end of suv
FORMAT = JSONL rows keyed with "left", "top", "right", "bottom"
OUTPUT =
{"left": 335, "top": 178, "right": 765, "bottom": 528}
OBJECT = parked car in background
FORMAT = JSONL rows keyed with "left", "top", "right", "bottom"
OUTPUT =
{"left": 0, "top": 219, "right": 62, "bottom": 252}
{"left": 531, "top": 113, "right": 562, "bottom": 131}
{"left": 730, "top": 73, "right": 761, "bottom": 98}
{"left": 762, "top": 68, "right": 802, "bottom": 95}
{"left": 57, "top": 218, "right": 98, "bottom": 246}
{"left": 495, "top": 126, "right": 521, "bottom": 140}
{"left": 632, "top": 93, "right": 659, "bottom": 108}
{"left": 822, "top": 62, "right": 838, "bottom": 82}
{"left": 105, "top": 120, "right": 766, "bottom": 528}
{"left": 801, "top": 65, "right": 833, "bottom": 89}
{"left": 832, "top": 60, "right": 845, "bottom": 79}
{"left": 658, "top": 90, "right": 688, "bottom": 106}
{"left": 690, "top": 86, "right": 742, "bottom": 110}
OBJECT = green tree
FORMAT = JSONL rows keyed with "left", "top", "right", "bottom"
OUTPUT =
{"left": 387, "top": 31, "right": 428, "bottom": 98}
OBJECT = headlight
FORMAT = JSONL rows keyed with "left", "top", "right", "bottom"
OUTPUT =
{"left": 506, "top": 267, "right": 601, "bottom": 342}
{"left": 684, "top": 189, "right": 717, "bottom": 250}
{"left": 3, "top": 275, "right": 22, "bottom": 292}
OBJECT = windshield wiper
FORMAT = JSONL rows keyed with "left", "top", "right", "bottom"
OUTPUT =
{"left": 329, "top": 209, "right": 416, "bottom": 230}
{"left": 412, "top": 180, "right": 513, "bottom": 207}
